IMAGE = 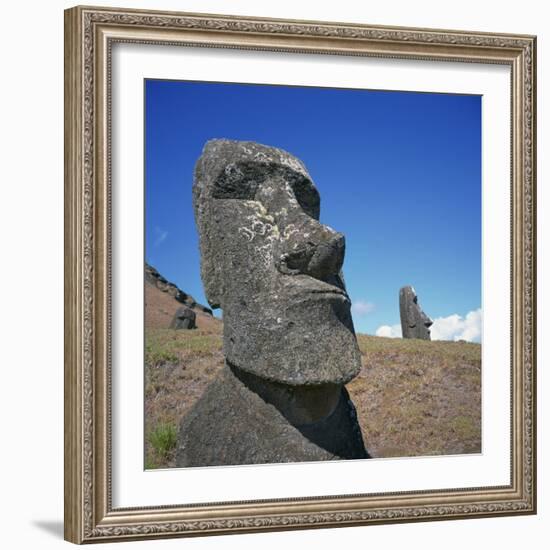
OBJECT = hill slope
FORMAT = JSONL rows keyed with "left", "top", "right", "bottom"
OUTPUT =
{"left": 144, "top": 329, "right": 481, "bottom": 469}
{"left": 145, "top": 263, "right": 222, "bottom": 333}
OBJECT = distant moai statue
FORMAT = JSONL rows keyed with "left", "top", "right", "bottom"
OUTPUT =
{"left": 176, "top": 139, "right": 369, "bottom": 467}
{"left": 399, "top": 286, "right": 433, "bottom": 340}
{"left": 170, "top": 306, "right": 196, "bottom": 330}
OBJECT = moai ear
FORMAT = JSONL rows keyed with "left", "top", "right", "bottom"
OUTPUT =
{"left": 193, "top": 149, "right": 224, "bottom": 310}
{"left": 195, "top": 202, "right": 223, "bottom": 310}
{"left": 400, "top": 286, "right": 416, "bottom": 337}
{"left": 201, "top": 258, "right": 222, "bottom": 310}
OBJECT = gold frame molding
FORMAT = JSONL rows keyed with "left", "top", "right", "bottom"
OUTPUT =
{"left": 64, "top": 5, "right": 537, "bottom": 544}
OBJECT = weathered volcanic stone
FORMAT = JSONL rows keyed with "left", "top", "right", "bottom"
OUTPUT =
{"left": 177, "top": 139, "right": 369, "bottom": 467}
{"left": 399, "top": 285, "right": 433, "bottom": 340}
{"left": 170, "top": 306, "right": 196, "bottom": 330}
{"left": 192, "top": 139, "right": 361, "bottom": 386}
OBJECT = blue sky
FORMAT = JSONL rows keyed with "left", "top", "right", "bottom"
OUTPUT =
{"left": 145, "top": 79, "right": 481, "bottom": 339}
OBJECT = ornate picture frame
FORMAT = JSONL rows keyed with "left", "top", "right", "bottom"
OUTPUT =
{"left": 64, "top": 5, "right": 536, "bottom": 544}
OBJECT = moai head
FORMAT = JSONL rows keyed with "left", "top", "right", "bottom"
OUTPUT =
{"left": 170, "top": 306, "right": 196, "bottom": 330}
{"left": 399, "top": 286, "right": 433, "bottom": 340}
{"left": 193, "top": 139, "right": 361, "bottom": 386}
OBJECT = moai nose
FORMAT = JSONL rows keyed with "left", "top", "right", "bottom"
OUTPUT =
{"left": 305, "top": 230, "right": 345, "bottom": 280}
{"left": 278, "top": 227, "right": 345, "bottom": 281}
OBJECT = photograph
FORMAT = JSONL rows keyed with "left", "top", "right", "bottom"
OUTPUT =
{"left": 143, "top": 79, "right": 482, "bottom": 469}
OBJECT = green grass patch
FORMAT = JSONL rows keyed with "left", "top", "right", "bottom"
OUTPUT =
{"left": 450, "top": 415, "right": 478, "bottom": 440}
{"left": 148, "top": 422, "right": 178, "bottom": 460}
{"left": 145, "top": 328, "right": 222, "bottom": 366}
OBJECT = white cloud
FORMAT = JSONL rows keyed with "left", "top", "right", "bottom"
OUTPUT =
{"left": 375, "top": 323, "right": 402, "bottom": 338}
{"left": 375, "top": 308, "right": 482, "bottom": 343}
{"left": 352, "top": 300, "right": 375, "bottom": 317}
{"left": 153, "top": 226, "right": 168, "bottom": 247}
{"left": 430, "top": 308, "right": 482, "bottom": 343}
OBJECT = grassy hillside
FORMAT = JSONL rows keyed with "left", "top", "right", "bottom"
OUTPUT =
{"left": 144, "top": 329, "right": 481, "bottom": 469}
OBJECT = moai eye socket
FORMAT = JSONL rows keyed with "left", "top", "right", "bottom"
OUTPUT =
{"left": 213, "top": 161, "right": 320, "bottom": 219}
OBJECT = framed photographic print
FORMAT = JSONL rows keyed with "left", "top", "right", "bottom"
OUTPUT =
{"left": 64, "top": 5, "right": 537, "bottom": 544}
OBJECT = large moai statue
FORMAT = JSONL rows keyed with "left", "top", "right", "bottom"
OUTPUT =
{"left": 399, "top": 285, "right": 433, "bottom": 340}
{"left": 176, "top": 139, "right": 369, "bottom": 467}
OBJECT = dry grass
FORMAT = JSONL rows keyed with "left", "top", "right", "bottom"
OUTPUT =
{"left": 349, "top": 334, "right": 481, "bottom": 458}
{"left": 144, "top": 329, "right": 481, "bottom": 468}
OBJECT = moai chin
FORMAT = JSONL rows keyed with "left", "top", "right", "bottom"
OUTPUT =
{"left": 176, "top": 139, "right": 369, "bottom": 467}
{"left": 399, "top": 285, "right": 433, "bottom": 340}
